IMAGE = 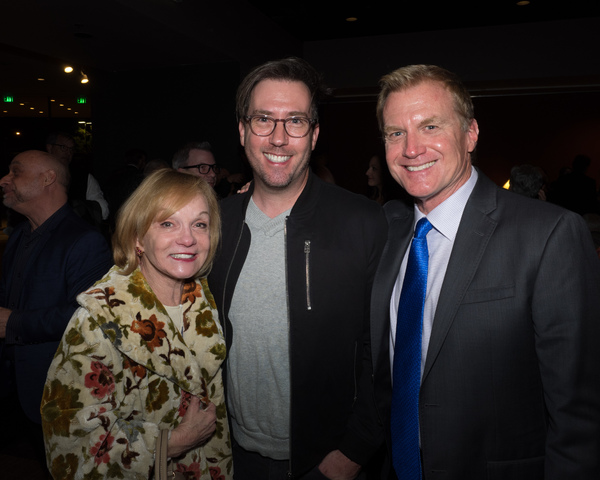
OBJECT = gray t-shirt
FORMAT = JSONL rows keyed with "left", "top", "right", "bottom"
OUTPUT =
{"left": 227, "top": 197, "right": 291, "bottom": 459}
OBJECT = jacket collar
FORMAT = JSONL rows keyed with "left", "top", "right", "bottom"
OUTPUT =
{"left": 238, "top": 172, "right": 322, "bottom": 220}
{"left": 78, "top": 267, "right": 224, "bottom": 396}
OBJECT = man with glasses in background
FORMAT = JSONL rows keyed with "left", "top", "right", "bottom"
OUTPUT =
{"left": 209, "top": 57, "right": 388, "bottom": 480}
{"left": 172, "top": 140, "right": 221, "bottom": 189}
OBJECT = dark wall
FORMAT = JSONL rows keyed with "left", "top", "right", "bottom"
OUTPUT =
{"left": 304, "top": 17, "right": 600, "bottom": 194}
{"left": 90, "top": 61, "right": 243, "bottom": 186}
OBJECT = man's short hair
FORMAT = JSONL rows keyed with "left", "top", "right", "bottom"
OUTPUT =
{"left": 172, "top": 141, "right": 212, "bottom": 169}
{"left": 377, "top": 64, "right": 475, "bottom": 133}
{"left": 509, "top": 164, "right": 544, "bottom": 199}
{"left": 235, "top": 57, "right": 328, "bottom": 123}
{"left": 45, "top": 131, "right": 74, "bottom": 145}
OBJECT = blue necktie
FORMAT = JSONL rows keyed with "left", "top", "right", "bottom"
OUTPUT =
{"left": 391, "top": 217, "right": 433, "bottom": 480}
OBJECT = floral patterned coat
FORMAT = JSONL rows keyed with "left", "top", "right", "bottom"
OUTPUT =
{"left": 41, "top": 266, "right": 232, "bottom": 480}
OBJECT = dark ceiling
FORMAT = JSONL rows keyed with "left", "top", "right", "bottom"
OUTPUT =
{"left": 1, "top": 0, "right": 599, "bottom": 117}
{"left": 248, "top": 0, "right": 600, "bottom": 41}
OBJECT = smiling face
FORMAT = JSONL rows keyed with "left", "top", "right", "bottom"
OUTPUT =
{"left": 136, "top": 195, "right": 210, "bottom": 305}
{"left": 239, "top": 79, "right": 319, "bottom": 195}
{"left": 382, "top": 80, "right": 479, "bottom": 214}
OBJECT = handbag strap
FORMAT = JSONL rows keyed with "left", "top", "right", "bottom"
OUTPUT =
{"left": 156, "top": 429, "right": 170, "bottom": 480}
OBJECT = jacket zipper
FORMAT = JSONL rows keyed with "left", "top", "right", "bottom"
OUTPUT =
{"left": 304, "top": 240, "right": 312, "bottom": 311}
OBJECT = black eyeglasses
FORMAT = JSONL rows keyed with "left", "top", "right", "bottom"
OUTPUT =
{"left": 180, "top": 163, "right": 221, "bottom": 175}
{"left": 244, "top": 115, "right": 316, "bottom": 138}
{"left": 52, "top": 143, "right": 74, "bottom": 152}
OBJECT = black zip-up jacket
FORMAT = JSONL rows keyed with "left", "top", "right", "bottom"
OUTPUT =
{"left": 209, "top": 173, "right": 388, "bottom": 477}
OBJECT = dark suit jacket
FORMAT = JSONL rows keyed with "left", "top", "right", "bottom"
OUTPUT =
{"left": 372, "top": 171, "right": 600, "bottom": 479}
{"left": 0, "top": 204, "right": 113, "bottom": 423}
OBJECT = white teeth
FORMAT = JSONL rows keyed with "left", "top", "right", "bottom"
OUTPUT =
{"left": 407, "top": 161, "right": 436, "bottom": 172}
{"left": 171, "top": 254, "right": 194, "bottom": 259}
{"left": 265, "top": 153, "right": 291, "bottom": 163}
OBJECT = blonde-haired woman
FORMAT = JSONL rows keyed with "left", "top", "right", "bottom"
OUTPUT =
{"left": 41, "top": 169, "right": 231, "bottom": 479}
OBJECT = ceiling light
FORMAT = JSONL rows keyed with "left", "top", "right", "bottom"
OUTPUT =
{"left": 516, "top": 1, "right": 530, "bottom": 5}
{"left": 81, "top": 73, "right": 89, "bottom": 84}
{"left": 346, "top": 17, "right": 358, "bottom": 22}
{"left": 64, "top": 66, "right": 74, "bottom": 73}
{"left": 38, "top": 78, "right": 45, "bottom": 81}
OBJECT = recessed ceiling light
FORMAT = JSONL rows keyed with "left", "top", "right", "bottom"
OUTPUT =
{"left": 346, "top": 17, "right": 358, "bottom": 22}
{"left": 64, "top": 66, "right": 74, "bottom": 73}
{"left": 37, "top": 78, "right": 45, "bottom": 81}
{"left": 516, "top": 1, "right": 530, "bottom": 5}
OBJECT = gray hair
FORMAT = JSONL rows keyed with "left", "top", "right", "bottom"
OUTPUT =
{"left": 171, "top": 141, "right": 212, "bottom": 169}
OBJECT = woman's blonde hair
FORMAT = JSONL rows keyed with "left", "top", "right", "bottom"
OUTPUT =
{"left": 112, "top": 169, "right": 221, "bottom": 277}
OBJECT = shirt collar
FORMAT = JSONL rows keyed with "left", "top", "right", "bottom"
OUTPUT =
{"left": 414, "top": 166, "right": 478, "bottom": 241}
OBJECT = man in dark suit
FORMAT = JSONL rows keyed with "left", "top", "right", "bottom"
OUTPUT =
{"left": 371, "top": 65, "right": 600, "bottom": 479}
{"left": 0, "top": 150, "right": 113, "bottom": 468}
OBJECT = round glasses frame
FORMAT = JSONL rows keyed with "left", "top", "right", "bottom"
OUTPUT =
{"left": 244, "top": 115, "right": 317, "bottom": 138}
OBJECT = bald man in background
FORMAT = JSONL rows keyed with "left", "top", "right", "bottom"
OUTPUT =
{"left": 0, "top": 150, "right": 112, "bottom": 471}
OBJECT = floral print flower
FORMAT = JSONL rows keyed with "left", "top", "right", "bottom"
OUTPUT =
{"left": 131, "top": 313, "right": 167, "bottom": 352}
{"left": 123, "top": 356, "right": 147, "bottom": 379}
{"left": 210, "top": 466, "right": 225, "bottom": 480}
{"left": 99, "top": 320, "right": 124, "bottom": 349}
{"left": 176, "top": 461, "right": 201, "bottom": 478}
{"left": 87, "top": 286, "right": 126, "bottom": 308}
{"left": 179, "top": 390, "right": 192, "bottom": 417}
{"left": 182, "top": 281, "right": 201, "bottom": 305}
{"left": 84, "top": 361, "right": 115, "bottom": 399}
{"left": 90, "top": 432, "right": 114, "bottom": 465}
{"left": 195, "top": 310, "right": 218, "bottom": 337}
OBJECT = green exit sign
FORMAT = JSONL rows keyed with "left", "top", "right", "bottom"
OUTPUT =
{"left": 3, "top": 95, "right": 14, "bottom": 103}
{"left": 76, "top": 96, "right": 87, "bottom": 104}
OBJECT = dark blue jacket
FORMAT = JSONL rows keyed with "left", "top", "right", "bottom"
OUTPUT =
{"left": 0, "top": 204, "right": 113, "bottom": 423}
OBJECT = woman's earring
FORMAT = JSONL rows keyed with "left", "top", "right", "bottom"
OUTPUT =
{"left": 136, "top": 247, "right": 144, "bottom": 258}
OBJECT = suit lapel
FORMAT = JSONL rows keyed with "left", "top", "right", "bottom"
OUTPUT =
{"left": 422, "top": 174, "right": 499, "bottom": 382}
{"left": 371, "top": 200, "right": 414, "bottom": 369}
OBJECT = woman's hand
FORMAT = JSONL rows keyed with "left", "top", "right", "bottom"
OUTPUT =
{"left": 167, "top": 397, "right": 217, "bottom": 458}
